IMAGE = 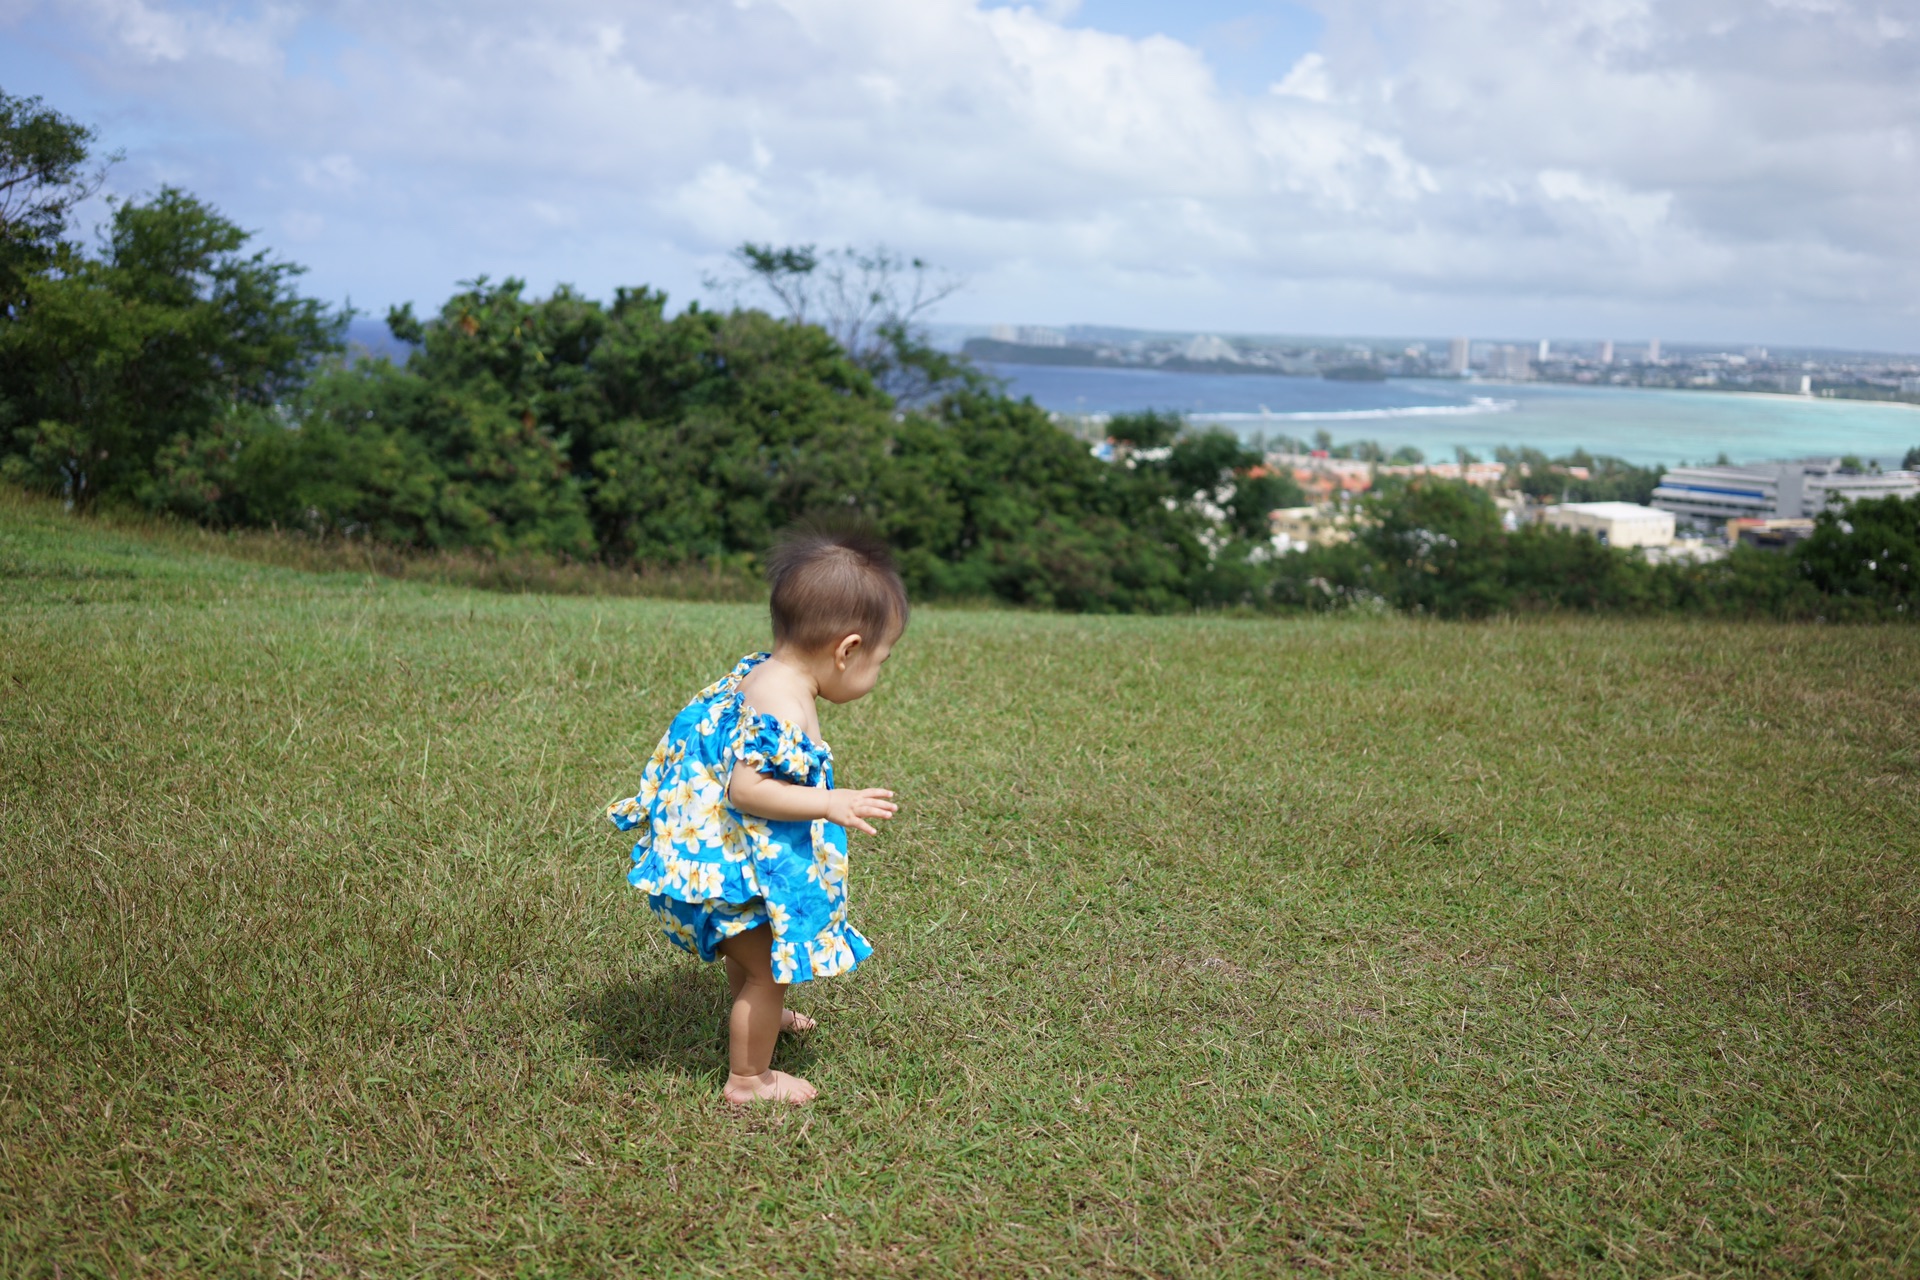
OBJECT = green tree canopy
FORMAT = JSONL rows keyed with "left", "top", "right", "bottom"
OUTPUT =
{"left": 1796, "top": 493, "right": 1918, "bottom": 615}
{"left": 0, "top": 187, "right": 344, "bottom": 507}
{"left": 0, "top": 89, "right": 110, "bottom": 309}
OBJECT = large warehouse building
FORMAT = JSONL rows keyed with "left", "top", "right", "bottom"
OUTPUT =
{"left": 1651, "top": 459, "right": 1920, "bottom": 526}
{"left": 1541, "top": 502, "right": 1676, "bottom": 548}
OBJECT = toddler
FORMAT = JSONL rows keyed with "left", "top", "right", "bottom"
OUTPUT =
{"left": 607, "top": 523, "right": 905, "bottom": 1105}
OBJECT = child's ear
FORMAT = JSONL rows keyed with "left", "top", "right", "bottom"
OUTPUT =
{"left": 835, "top": 633, "right": 864, "bottom": 667}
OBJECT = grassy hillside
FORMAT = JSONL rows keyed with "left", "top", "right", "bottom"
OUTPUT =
{"left": 3, "top": 489, "right": 1917, "bottom": 1276}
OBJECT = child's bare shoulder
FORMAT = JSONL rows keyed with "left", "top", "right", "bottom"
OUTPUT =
{"left": 736, "top": 663, "right": 815, "bottom": 733}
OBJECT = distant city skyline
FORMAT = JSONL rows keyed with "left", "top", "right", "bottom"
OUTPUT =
{"left": 928, "top": 322, "right": 1917, "bottom": 364}
{"left": 6, "top": 1, "right": 1916, "bottom": 349}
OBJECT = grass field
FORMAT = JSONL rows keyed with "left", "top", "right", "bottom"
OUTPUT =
{"left": 4, "top": 489, "right": 1918, "bottom": 1277}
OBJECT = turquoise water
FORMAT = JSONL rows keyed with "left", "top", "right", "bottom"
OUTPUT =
{"left": 981, "top": 363, "right": 1920, "bottom": 467}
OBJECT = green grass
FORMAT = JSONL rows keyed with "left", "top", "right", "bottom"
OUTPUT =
{"left": 3, "top": 487, "right": 1918, "bottom": 1277}
{"left": 0, "top": 493, "right": 765, "bottom": 605}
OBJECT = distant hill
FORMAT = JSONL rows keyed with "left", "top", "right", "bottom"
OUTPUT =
{"left": 344, "top": 317, "right": 416, "bottom": 364}
{"left": 961, "top": 337, "right": 1305, "bottom": 377}
{"left": 960, "top": 338, "right": 1120, "bottom": 368}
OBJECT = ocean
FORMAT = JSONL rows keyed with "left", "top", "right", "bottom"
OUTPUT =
{"left": 977, "top": 362, "right": 1920, "bottom": 468}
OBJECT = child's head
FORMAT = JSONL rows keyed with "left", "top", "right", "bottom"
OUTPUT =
{"left": 766, "top": 521, "right": 908, "bottom": 703}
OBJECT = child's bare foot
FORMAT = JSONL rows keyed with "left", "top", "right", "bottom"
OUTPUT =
{"left": 781, "top": 1008, "right": 817, "bottom": 1033}
{"left": 723, "top": 1069, "right": 817, "bottom": 1106}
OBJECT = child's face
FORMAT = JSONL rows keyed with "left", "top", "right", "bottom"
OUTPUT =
{"left": 816, "top": 630, "right": 896, "bottom": 704}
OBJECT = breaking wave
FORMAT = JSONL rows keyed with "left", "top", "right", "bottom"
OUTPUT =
{"left": 1188, "top": 397, "right": 1518, "bottom": 424}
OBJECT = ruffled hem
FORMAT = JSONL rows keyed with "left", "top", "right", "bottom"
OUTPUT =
{"left": 628, "top": 852, "right": 762, "bottom": 904}
{"left": 647, "top": 893, "right": 771, "bottom": 964}
{"left": 633, "top": 866, "right": 872, "bottom": 985}
{"left": 771, "top": 922, "right": 873, "bottom": 985}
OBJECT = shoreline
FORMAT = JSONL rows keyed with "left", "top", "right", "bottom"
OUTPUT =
{"left": 989, "top": 364, "right": 1920, "bottom": 468}
{"left": 1464, "top": 376, "right": 1920, "bottom": 410}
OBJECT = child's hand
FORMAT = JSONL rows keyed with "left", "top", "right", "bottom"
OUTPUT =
{"left": 827, "top": 788, "right": 897, "bottom": 836}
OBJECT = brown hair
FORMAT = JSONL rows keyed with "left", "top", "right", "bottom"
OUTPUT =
{"left": 766, "top": 520, "right": 909, "bottom": 654}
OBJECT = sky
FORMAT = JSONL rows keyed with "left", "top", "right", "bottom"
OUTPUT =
{"left": 2, "top": 0, "right": 1917, "bottom": 351}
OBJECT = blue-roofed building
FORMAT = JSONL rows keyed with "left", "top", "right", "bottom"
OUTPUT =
{"left": 1653, "top": 460, "right": 1920, "bottom": 527}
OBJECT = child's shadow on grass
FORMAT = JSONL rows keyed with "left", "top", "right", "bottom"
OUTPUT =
{"left": 572, "top": 963, "right": 819, "bottom": 1080}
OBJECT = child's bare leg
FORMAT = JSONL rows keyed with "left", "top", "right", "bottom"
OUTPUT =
{"left": 715, "top": 927, "right": 816, "bottom": 1105}
{"left": 726, "top": 950, "right": 815, "bottom": 1032}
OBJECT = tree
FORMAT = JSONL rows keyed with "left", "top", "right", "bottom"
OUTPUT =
{"left": 1794, "top": 493, "right": 1919, "bottom": 616}
{"left": 583, "top": 297, "right": 895, "bottom": 562}
{"left": 1358, "top": 478, "right": 1509, "bottom": 616}
{"left": 0, "top": 90, "right": 113, "bottom": 309}
{"left": 1162, "top": 428, "right": 1302, "bottom": 540}
{"left": 0, "top": 187, "right": 344, "bottom": 507}
{"left": 1560, "top": 454, "right": 1662, "bottom": 505}
{"left": 1106, "top": 410, "right": 1181, "bottom": 449}
{"left": 1902, "top": 445, "right": 1919, "bottom": 472}
{"left": 881, "top": 388, "right": 1200, "bottom": 611}
{"left": 708, "top": 242, "right": 965, "bottom": 404}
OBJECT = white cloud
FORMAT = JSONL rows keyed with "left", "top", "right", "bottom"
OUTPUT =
{"left": 298, "top": 152, "right": 361, "bottom": 192}
{"left": 1272, "top": 52, "right": 1331, "bottom": 102}
{"left": 8, "top": 0, "right": 1917, "bottom": 346}
{"left": 82, "top": 0, "right": 290, "bottom": 67}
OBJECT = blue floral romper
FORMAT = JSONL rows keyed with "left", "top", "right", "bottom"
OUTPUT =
{"left": 607, "top": 653, "right": 873, "bottom": 984}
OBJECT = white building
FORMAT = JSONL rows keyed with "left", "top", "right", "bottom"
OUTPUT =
{"left": 1653, "top": 460, "right": 1920, "bottom": 525}
{"left": 1646, "top": 338, "right": 1662, "bottom": 363}
{"left": 1184, "top": 334, "right": 1239, "bottom": 363}
{"left": 1542, "top": 502, "right": 1676, "bottom": 548}
{"left": 1483, "top": 344, "right": 1532, "bottom": 380}
{"left": 1598, "top": 339, "right": 1614, "bottom": 365}
{"left": 1446, "top": 337, "right": 1470, "bottom": 375}
{"left": 1805, "top": 468, "right": 1920, "bottom": 511}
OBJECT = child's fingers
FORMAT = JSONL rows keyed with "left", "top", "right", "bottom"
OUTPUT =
{"left": 834, "top": 790, "right": 897, "bottom": 834}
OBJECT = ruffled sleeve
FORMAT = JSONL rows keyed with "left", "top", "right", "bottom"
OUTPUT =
{"left": 729, "top": 712, "right": 828, "bottom": 788}
{"left": 605, "top": 732, "right": 685, "bottom": 832}
{"left": 607, "top": 793, "right": 646, "bottom": 831}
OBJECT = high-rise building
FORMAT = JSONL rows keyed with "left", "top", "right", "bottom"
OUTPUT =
{"left": 1446, "top": 337, "right": 1470, "bottom": 375}
{"left": 1485, "top": 345, "right": 1533, "bottom": 380}
{"left": 1598, "top": 339, "right": 1614, "bottom": 365}
{"left": 1537, "top": 338, "right": 1550, "bottom": 361}
{"left": 1646, "top": 338, "right": 1662, "bottom": 363}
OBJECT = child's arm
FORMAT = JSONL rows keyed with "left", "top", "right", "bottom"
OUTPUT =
{"left": 728, "top": 764, "right": 898, "bottom": 836}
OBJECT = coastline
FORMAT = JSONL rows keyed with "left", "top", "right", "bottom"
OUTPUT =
{"left": 1469, "top": 376, "right": 1920, "bottom": 411}
{"left": 982, "top": 364, "right": 1920, "bottom": 467}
